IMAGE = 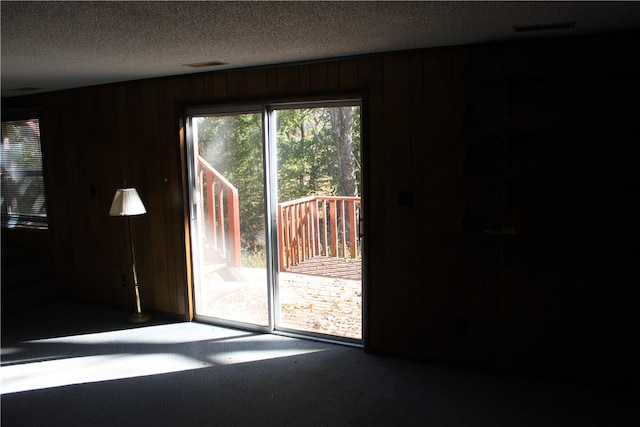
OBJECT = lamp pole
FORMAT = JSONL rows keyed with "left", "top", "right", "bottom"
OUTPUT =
{"left": 127, "top": 216, "right": 150, "bottom": 323}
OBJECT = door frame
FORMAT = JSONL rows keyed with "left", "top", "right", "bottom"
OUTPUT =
{"left": 181, "top": 94, "right": 369, "bottom": 346}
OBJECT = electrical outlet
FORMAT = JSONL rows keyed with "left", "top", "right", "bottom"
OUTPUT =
{"left": 121, "top": 274, "right": 127, "bottom": 287}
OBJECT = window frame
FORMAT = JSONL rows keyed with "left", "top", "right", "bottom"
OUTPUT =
{"left": 1, "top": 108, "right": 49, "bottom": 230}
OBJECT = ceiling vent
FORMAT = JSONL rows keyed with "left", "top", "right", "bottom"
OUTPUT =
{"left": 182, "top": 61, "right": 228, "bottom": 68}
{"left": 513, "top": 21, "right": 576, "bottom": 32}
{"left": 8, "top": 87, "right": 43, "bottom": 92}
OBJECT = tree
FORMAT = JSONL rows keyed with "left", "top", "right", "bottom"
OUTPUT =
{"left": 329, "top": 107, "right": 358, "bottom": 196}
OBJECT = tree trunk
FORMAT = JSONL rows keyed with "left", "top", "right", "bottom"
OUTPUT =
{"left": 330, "top": 108, "right": 357, "bottom": 196}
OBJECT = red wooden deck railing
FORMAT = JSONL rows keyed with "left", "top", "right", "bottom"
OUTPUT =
{"left": 277, "top": 196, "right": 361, "bottom": 271}
{"left": 198, "top": 156, "right": 360, "bottom": 272}
{"left": 197, "top": 155, "right": 241, "bottom": 267}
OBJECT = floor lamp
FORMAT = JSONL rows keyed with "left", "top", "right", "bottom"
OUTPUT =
{"left": 109, "top": 188, "right": 152, "bottom": 323}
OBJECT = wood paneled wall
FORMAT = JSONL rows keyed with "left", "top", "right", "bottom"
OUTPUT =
{"left": 455, "top": 32, "right": 640, "bottom": 387}
{"left": 3, "top": 31, "right": 639, "bottom": 387}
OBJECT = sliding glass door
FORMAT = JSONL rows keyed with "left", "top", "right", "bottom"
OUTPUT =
{"left": 186, "top": 100, "right": 363, "bottom": 343}
{"left": 270, "top": 104, "right": 362, "bottom": 340}
{"left": 187, "top": 109, "right": 271, "bottom": 328}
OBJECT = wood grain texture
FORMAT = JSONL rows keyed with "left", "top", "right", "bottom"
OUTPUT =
{"left": 381, "top": 53, "right": 412, "bottom": 353}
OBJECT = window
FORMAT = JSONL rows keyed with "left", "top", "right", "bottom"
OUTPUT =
{"left": 1, "top": 112, "right": 48, "bottom": 229}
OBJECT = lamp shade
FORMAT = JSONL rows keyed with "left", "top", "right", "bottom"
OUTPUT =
{"left": 109, "top": 188, "right": 147, "bottom": 216}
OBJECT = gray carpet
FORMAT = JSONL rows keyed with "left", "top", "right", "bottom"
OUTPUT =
{"left": 1, "top": 301, "right": 638, "bottom": 427}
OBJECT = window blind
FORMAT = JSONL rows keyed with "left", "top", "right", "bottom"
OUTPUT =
{"left": 1, "top": 117, "right": 48, "bottom": 229}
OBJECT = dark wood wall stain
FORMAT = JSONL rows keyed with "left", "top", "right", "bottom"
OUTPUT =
{"left": 3, "top": 31, "right": 639, "bottom": 387}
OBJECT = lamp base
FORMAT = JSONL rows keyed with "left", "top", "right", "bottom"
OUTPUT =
{"left": 127, "top": 312, "right": 152, "bottom": 324}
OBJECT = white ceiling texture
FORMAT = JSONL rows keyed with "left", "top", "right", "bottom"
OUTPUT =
{"left": 2, "top": 1, "right": 640, "bottom": 97}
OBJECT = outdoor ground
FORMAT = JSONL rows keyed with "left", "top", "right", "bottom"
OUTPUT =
{"left": 196, "top": 257, "right": 362, "bottom": 340}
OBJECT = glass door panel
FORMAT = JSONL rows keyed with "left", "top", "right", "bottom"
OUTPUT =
{"left": 271, "top": 104, "right": 362, "bottom": 342}
{"left": 190, "top": 112, "right": 270, "bottom": 327}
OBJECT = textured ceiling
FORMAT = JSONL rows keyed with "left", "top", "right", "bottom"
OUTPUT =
{"left": 2, "top": 1, "right": 640, "bottom": 97}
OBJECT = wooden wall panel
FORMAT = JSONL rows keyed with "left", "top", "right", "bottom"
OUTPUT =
{"left": 141, "top": 80, "right": 171, "bottom": 313}
{"left": 458, "top": 32, "right": 639, "bottom": 388}
{"left": 266, "top": 69, "right": 279, "bottom": 95}
{"left": 94, "top": 85, "right": 122, "bottom": 305}
{"left": 123, "top": 82, "right": 153, "bottom": 311}
{"left": 188, "top": 74, "right": 208, "bottom": 102}
{"left": 408, "top": 52, "right": 426, "bottom": 356}
{"left": 356, "top": 55, "right": 385, "bottom": 351}
{"left": 213, "top": 73, "right": 228, "bottom": 99}
{"left": 380, "top": 53, "right": 412, "bottom": 353}
{"left": 546, "top": 247, "right": 583, "bottom": 374}
{"left": 227, "top": 71, "right": 247, "bottom": 98}
{"left": 111, "top": 85, "right": 134, "bottom": 306}
{"left": 415, "top": 50, "right": 454, "bottom": 358}
{"left": 153, "top": 80, "right": 175, "bottom": 313}
{"left": 65, "top": 90, "right": 92, "bottom": 300}
{"left": 309, "top": 63, "right": 329, "bottom": 92}
{"left": 41, "top": 93, "right": 65, "bottom": 276}
{"left": 326, "top": 62, "right": 341, "bottom": 91}
{"left": 246, "top": 69, "right": 269, "bottom": 97}
{"left": 339, "top": 60, "right": 359, "bottom": 89}
{"left": 276, "top": 66, "right": 301, "bottom": 93}
{"left": 494, "top": 244, "right": 521, "bottom": 368}
{"left": 298, "top": 65, "right": 311, "bottom": 92}
{"left": 447, "top": 48, "right": 469, "bottom": 362}
{"left": 166, "top": 78, "right": 193, "bottom": 318}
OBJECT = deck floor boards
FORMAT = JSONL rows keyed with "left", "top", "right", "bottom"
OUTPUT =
{"left": 198, "top": 256, "right": 362, "bottom": 340}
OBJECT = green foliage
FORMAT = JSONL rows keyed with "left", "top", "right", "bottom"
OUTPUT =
{"left": 241, "top": 245, "right": 267, "bottom": 268}
{"left": 275, "top": 106, "right": 360, "bottom": 200}
{"left": 1, "top": 120, "right": 43, "bottom": 170}
{"left": 276, "top": 108, "right": 332, "bottom": 200}
{"left": 195, "top": 105, "right": 360, "bottom": 251}
{"left": 197, "top": 113, "right": 265, "bottom": 247}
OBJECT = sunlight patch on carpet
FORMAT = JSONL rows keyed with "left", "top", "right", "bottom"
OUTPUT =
{"left": 1, "top": 323, "right": 328, "bottom": 394}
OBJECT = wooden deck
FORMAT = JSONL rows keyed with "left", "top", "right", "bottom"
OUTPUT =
{"left": 197, "top": 256, "right": 362, "bottom": 340}
{"left": 285, "top": 256, "right": 361, "bottom": 280}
